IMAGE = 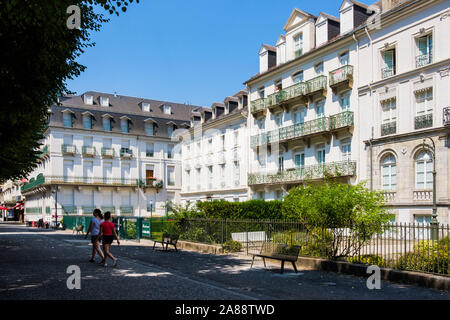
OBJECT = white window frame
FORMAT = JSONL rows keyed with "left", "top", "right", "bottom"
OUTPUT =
{"left": 381, "top": 154, "right": 397, "bottom": 190}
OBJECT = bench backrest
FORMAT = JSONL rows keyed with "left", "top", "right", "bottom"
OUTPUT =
{"left": 231, "top": 231, "right": 267, "bottom": 242}
{"left": 162, "top": 233, "right": 179, "bottom": 244}
{"left": 260, "top": 242, "right": 301, "bottom": 261}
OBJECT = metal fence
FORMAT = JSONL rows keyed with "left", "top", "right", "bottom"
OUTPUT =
{"left": 177, "top": 219, "right": 449, "bottom": 276}
{"left": 61, "top": 215, "right": 175, "bottom": 241}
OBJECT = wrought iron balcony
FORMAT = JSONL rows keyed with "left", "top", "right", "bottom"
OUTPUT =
{"left": 248, "top": 161, "right": 357, "bottom": 186}
{"left": 443, "top": 107, "right": 450, "bottom": 126}
{"left": 381, "top": 67, "right": 395, "bottom": 79}
{"left": 266, "top": 82, "right": 307, "bottom": 110}
{"left": 329, "top": 111, "right": 354, "bottom": 130}
{"left": 381, "top": 121, "right": 397, "bottom": 136}
{"left": 329, "top": 65, "right": 353, "bottom": 90}
{"left": 101, "top": 206, "right": 115, "bottom": 213}
{"left": 416, "top": 53, "right": 432, "bottom": 68}
{"left": 251, "top": 117, "right": 331, "bottom": 148}
{"left": 101, "top": 147, "right": 114, "bottom": 158}
{"left": 305, "top": 75, "right": 327, "bottom": 97}
{"left": 414, "top": 113, "right": 433, "bottom": 130}
{"left": 21, "top": 173, "right": 45, "bottom": 192}
{"left": 120, "top": 206, "right": 134, "bottom": 214}
{"left": 62, "top": 205, "right": 77, "bottom": 214}
{"left": 120, "top": 147, "right": 133, "bottom": 158}
{"left": 82, "top": 146, "right": 96, "bottom": 157}
{"left": 295, "top": 49, "right": 303, "bottom": 58}
{"left": 61, "top": 144, "right": 76, "bottom": 155}
{"left": 250, "top": 98, "right": 266, "bottom": 115}
{"left": 40, "top": 145, "right": 49, "bottom": 158}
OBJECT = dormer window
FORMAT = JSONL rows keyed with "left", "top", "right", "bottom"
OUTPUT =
{"left": 163, "top": 105, "right": 171, "bottom": 115}
{"left": 100, "top": 96, "right": 109, "bottom": 107}
{"left": 167, "top": 122, "right": 177, "bottom": 138}
{"left": 62, "top": 110, "right": 74, "bottom": 128}
{"left": 141, "top": 102, "right": 150, "bottom": 112}
{"left": 83, "top": 94, "right": 93, "bottom": 105}
{"left": 82, "top": 112, "right": 93, "bottom": 129}
{"left": 294, "top": 33, "right": 303, "bottom": 57}
{"left": 120, "top": 117, "right": 130, "bottom": 133}
{"left": 102, "top": 115, "right": 112, "bottom": 131}
{"left": 144, "top": 119, "right": 156, "bottom": 136}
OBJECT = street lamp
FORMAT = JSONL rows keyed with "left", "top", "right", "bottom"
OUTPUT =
{"left": 421, "top": 137, "right": 438, "bottom": 240}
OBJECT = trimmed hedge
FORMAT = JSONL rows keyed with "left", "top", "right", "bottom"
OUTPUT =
{"left": 195, "top": 200, "right": 283, "bottom": 220}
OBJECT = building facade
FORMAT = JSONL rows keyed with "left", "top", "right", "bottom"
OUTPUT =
{"left": 244, "top": 0, "right": 450, "bottom": 224}
{"left": 357, "top": 0, "right": 450, "bottom": 224}
{"left": 180, "top": 90, "right": 250, "bottom": 205}
{"left": 19, "top": 91, "right": 203, "bottom": 222}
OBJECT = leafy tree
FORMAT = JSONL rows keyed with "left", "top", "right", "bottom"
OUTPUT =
{"left": 0, "top": 0, "right": 138, "bottom": 181}
{"left": 282, "top": 180, "right": 392, "bottom": 258}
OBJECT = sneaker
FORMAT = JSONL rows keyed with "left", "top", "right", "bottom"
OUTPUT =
{"left": 89, "top": 259, "right": 95, "bottom": 263}
{"left": 103, "top": 262, "right": 108, "bottom": 267}
{"left": 113, "top": 259, "right": 118, "bottom": 268}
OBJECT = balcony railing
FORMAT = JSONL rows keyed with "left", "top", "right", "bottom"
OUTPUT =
{"left": 329, "top": 111, "right": 354, "bottom": 130}
{"left": 250, "top": 98, "right": 266, "bottom": 114}
{"left": 329, "top": 65, "right": 353, "bottom": 87}
{"left": 120, "top": 147, "right": 133, "bottom": 158}
{"left": 416, "top": 53, "right": 432, "bottom": 68}
{"left": 146, "top": 151, "right": 154, "bottom": 157}
{"left": 443, "top": 107, "right": 450, "bottom": 126}
{"left": 305, "top": 75, "right": 327, "bottom": 96}
{"left": 82, "top": 146, "right": 96, "bottom": 157}
{"left": 120, "top": 206, "right": 134, "bottom": 214}
{"left": 381, "top": 121, "right": 397, "bottom": 136}
{"left": 82, "top": 206, "right": 96, "bottom": 214}
{"left": 61, "top": 144, "right": 76, "bottom": 155}
{"left": 40, "top": 145, "right": 49, "bottom": 158}
{"left": 101, "top": 147, "right": 114, "bottom": 158}
{"left": 414, "top": 113, "right": 433, "bottom": 130}
{"left": 62, "top": 205, "right": 77, "bottom": 214}
{"left": 101, "top": 206, "right": 116, "bottom": 213}
{"left": 266, "top": 82, "right": 307, "bottom": 109}
{"left": 248, "top": 161, "right": 357, "bottom": 186}
{"left": 381, "top": 67, "right": 395, "bottom": 79}
{"left": 250, "top": 115, "right": 334, "bottom": 148}
{"left": 413, "top": 190, "right": 432, "bottom": 201}
{"left": 295, "top": 49, "right": 303, "bottom": 58}
{"left": 21, "top": 174, "right": 45, "bottom": 192}
{"left": 381, "top": 191, "right": 396, "bottom": 202}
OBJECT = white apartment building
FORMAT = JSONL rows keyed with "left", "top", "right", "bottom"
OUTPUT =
{"left": 245, "top": 0, "right": 450, "bottom": 223}
{"left": 19, "top": 91, "right": 204, "bottom": 222}
{"left": 244, "top": 2, "right": 369, "bottom": 201}
{"left": 180, "top": 90, "right": 249, "bottom": 204}
{"left": 356, "top": 0, "right": 450, "bottom": 224}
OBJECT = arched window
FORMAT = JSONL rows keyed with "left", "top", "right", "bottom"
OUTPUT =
{"left": 415, "top": 151, "right": 433, "bottom": 189}
{"left": 381, "top": 154, "right": 396, "bottom": 190}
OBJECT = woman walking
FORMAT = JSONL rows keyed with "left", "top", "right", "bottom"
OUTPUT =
{"left": 99, "top": 211, "right": 120, "bottom": 267}
{"left": 85, "top": 208, "right": 105, "bottom": 263}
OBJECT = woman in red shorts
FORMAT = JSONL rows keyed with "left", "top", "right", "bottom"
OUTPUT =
{"left": 99, "top": 211, "right": 120, "bottom": 267}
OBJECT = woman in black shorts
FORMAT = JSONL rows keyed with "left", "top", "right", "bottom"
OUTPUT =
{"left": 99, "top": 211, "right": 120, "bottom": 267}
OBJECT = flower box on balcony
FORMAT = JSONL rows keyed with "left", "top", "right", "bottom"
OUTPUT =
{"left": 101, "top": 147, "right": 114, "bottom": 158}
{"left": 61, "top": 144, "right": 76, "bottom": 155}
{"left": 82, "top": 146, "right": 96, "bottom": 157}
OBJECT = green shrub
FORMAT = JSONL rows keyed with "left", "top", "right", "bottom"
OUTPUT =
{"left": 222, "top": 240, "right": 242, "bottom": 253}
{"left": 346, "top": 254, "right": 386, "bottom": 267}
{"left": 395, "top": 237, "right": 449, "bottom": 274}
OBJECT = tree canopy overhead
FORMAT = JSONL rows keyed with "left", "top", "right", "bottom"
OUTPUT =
{"left": 0, "top": 0, "right": 138, "bottom": 182}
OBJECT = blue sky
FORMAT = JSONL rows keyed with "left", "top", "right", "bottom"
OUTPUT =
{"left": 67, "top": 0, "right": 348, "bottom": 107}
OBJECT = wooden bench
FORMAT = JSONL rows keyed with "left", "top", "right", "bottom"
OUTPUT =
{"left": 152, "top": 233, "right": 179, "bottom": 252}
{"left": 250, "top": 242, "right": 301, "bottom": 274}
